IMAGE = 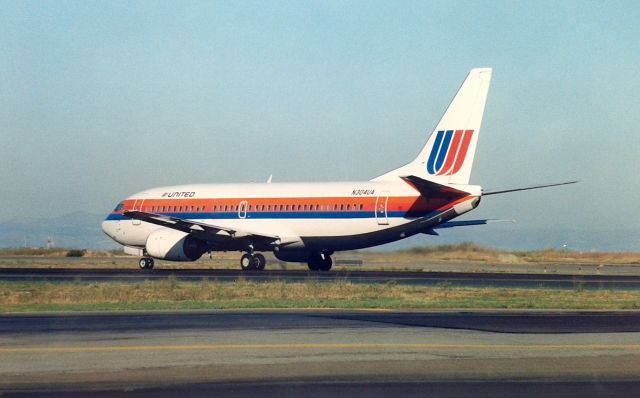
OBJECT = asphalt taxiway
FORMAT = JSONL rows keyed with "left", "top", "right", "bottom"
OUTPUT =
{"left": 2, "top": 267, "right": 640, "bottom": 290}
{"left": 1, "top": 310, "right": 640, "bottom": 397}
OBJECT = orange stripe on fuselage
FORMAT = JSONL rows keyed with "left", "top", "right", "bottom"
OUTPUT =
{"left": 112, "top": 194, "right": 472, "bottom": 215}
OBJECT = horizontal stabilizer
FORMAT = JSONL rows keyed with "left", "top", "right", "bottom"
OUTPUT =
{"left": 483, "top": 181, "right": 578, "bottom": 196}
{"left": 434, "top": 219, "right": 514, "bottom": 229}
{"left": 401, "top": 175, "right": 470, "bottom": 198}
{"left": 422, "top": 219, "right": 513, "bottom": 235}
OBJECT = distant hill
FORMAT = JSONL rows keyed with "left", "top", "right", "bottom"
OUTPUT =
{"left": 0, "top": 213, "right": 638, "bottom": 253}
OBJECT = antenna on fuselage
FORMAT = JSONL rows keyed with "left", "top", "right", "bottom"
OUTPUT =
{"left": 267, "top": 175, "right": 273, "bottom": 183}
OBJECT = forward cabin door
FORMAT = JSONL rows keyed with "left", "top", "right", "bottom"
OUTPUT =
{"left": 375, "top": 191, "right": 389, "bottom": 225}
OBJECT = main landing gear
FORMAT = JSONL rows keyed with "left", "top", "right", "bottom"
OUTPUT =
{"left": 307, "top": 254, "right": 332, "bottom": 271}
{"left": 240, "top": 253, "right": 266, "bottom": 271}
{"left": 139, "top": 257, "right": 155, "bottom": 269}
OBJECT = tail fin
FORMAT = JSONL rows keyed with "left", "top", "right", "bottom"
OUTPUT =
{"left": 372, "top": 68, "right": 492, "bottom": 185}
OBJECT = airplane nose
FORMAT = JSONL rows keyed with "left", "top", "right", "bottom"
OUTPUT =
{"left": 102, "top": 220, "right": 115, "bottom": 238}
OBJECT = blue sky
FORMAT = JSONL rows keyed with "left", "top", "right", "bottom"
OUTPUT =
{"left": 1, "top": 1, "right": 639, "bottom": 247}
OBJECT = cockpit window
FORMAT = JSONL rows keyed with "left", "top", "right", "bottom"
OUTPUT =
{"left": 114, "top": 202, "right": 125, "bottom": 212}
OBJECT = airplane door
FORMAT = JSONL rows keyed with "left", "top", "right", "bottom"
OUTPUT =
{"left": 238, "top": 201, "right": 248, "bottom": 219}
{"left": 375, "top": 191, "right": 389, "bottom": 225}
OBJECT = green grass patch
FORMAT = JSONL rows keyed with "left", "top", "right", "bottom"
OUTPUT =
{"left": 1, "top": 279, "right": 639, "bottom": 313}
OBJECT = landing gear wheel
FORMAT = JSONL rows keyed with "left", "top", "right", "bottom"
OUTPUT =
{"left": 240, "top": 253, "right": 256, "bottom": 271}
{"left": 253, "top": 253, "right": 266, "bottom": 271}
{"left": 307, "top": 258, "right": 320, "bottom": 271}
{"left": 139, "top": 257, "right": 154, "bottom": 269}
{"left": 307, "top": 254, "right": 332, "bottom": 271}
{"left": 318, "top": 256, "right": 332, "bottom": 271}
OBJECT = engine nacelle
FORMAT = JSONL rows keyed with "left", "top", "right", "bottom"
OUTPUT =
{"left": 145, "top": 229, "right": 206, "bottom": 261}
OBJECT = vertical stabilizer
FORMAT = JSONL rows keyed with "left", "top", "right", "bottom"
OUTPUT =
{"left": 372, "top": 68, "right": 492, "bottom": 185}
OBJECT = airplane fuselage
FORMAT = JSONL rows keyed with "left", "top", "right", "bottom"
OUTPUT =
{"left": 103, "top": 180, "right": 481, "bottom": 259}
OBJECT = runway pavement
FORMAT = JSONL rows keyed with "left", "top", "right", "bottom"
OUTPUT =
{"left": 1, "top": 310, "right": 640, "bottom": 397}
{"left": 2, "top": 267, "right": 640, "bottom": 289}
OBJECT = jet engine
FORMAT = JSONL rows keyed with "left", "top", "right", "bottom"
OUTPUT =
{"left": 145, "top": 229, "right": 207, "bottom": 261}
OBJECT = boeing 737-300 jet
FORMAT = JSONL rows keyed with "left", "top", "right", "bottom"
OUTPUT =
{"left": 102, "top": 68, "right": 575, "bottom": 271}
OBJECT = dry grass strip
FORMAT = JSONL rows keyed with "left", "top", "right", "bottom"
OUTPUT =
{"left": 1, "top": 278, "right": 639, "bottom": 312}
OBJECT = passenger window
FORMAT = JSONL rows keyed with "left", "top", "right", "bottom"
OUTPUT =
{"left": 360, "top": 204, "right": 364, "bottom": 210}
{"left": 340, "top": 204, "right": 344, "bottom": 211}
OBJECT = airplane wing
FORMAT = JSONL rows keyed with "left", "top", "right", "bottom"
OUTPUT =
{"left": 122, "top": 210, "right": 279, "bottom": 242}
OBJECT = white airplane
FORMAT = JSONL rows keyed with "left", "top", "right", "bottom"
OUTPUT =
{"left": 102, "top": 68, "right": 575, "bottom": 271}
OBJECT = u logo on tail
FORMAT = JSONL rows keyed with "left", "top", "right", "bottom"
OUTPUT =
{"left": 426, "top": 129, "right": 474, "bottom": 176}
